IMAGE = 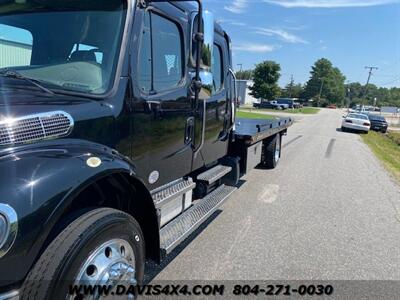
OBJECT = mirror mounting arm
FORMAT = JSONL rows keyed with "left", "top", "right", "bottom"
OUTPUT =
{"left": 193, "top": 32, "right": 204, "bottom": 43}
{"left": 192, "top": 79, "right": 202, "bottom": 91}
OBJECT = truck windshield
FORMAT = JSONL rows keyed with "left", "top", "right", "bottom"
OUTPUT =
{"left": 0, "top": 0, "right": 127, "bottom": 96}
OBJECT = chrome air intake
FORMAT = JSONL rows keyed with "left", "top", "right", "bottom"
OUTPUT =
{"left": 0, "top": 111, "right": 74, "bottom": 147}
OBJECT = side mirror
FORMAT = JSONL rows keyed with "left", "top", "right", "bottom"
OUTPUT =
{"left": 198, "top": 11, "right": 214, "bottom": 89}
{"left": 192, "top": 11, "right": 214, "bottom": 70}
{"left": 199, "top": 71, "right": 213, "bottom": 95}
{"left": 201, "top": 11, "right": 214, "bottom": 70}
{"left": 191, "top": 11, "right": 214, "bottom": 93}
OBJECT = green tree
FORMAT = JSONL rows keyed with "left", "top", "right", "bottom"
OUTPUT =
{"left": 249, "top": 61, "right": 281, "bottom": 100}
{"left": 347, "top": 82, "right": 363, "bottom": 99}
{"left": 281, "top": 78, "right": 304, "bottom": 98}
{"left": 346, "top": 82, "right": 400, "bottom": 107}
{"left": 303, "top": 58, "right": 346, "bottom": 106}
{"left": 236, "top": 69, "right": 253, "bottom": 80}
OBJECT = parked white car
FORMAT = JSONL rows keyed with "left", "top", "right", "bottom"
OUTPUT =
{"left": 341, "top": 113, "right": 371, "bottom": 133}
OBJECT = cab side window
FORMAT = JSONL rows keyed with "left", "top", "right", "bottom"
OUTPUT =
{"left": 138, "top": 11, "right": 183, "bottom": 93}
{"left": 212, "top": 44, "right": 223, "bottom": 93}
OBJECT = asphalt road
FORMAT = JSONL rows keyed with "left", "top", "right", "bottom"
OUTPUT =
{"left": 148, "top": 108, "right": 400, "bottom": 281}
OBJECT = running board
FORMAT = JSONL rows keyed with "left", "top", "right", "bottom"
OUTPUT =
{"left": 196, "top": 165, "right": 232, "bottom": 185}
{"left": 151, "top": 178, "right": 196, "bottom": 209}
{"left": 151, "top": 178, "right": 196, "bottom": 227}
{"left": 160, "top": 184, "right": 237, "bottom": 255}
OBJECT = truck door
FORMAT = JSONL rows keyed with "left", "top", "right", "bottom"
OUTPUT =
{"left": 131, "top": 4, "right": 194, "bottom": 188}
{"left": 192, "top": 33, "right": 231, "bottom": 169}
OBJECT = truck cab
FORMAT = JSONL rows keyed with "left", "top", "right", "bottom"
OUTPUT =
{"left": 0, "top": 1, "right": 292, "bottom": 298}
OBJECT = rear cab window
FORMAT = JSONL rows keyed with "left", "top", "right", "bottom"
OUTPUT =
{"left": 70, "top": 44, "right": 104, "bottom": 64}
{"left": 212, "top": 44, "right": 223, "bottom": 93}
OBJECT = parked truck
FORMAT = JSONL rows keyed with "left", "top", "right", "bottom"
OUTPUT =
{"left": 0, "top": 0, "right": 293, "bottom": 299}
{"left": 254, "top": 100, "right": 289, "bottom": 110}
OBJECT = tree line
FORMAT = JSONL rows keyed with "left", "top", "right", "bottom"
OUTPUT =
{"left": 236, "top": 58, "right": 400, "bottom": 108}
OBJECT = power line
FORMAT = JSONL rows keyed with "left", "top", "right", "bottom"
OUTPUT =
{"left": 380, "top": 77, "right": 400, "bottom": 87}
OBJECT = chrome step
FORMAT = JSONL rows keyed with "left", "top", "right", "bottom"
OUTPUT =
{"left": 151, "top": 178, "right": 196, "bottom": 209}
{"left": 160, "top": 184, "right": 237, "bottom": 254}
{"left": 196, "top": 165, "right": 232, "bottom": 185}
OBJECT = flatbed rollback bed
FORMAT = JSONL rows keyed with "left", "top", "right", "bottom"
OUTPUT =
{"left": 235, "top": 117, "right": 293, "bottom": 145}
{"left": 231, "top": 117, "right": 293, "bottom": 173}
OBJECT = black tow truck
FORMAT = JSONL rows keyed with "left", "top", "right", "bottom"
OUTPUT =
{"left": 0, "top": 0, "right": 292, "bottom": 298}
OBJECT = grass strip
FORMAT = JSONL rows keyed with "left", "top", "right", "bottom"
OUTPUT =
{"left": 240, "top": 107, "right": 320, "bottom": 115}
{"left": 236, "top": 111, "right": 276, "bottom": 120}
{"left": 362, "top": 131, "right": 400, "bottom": 182}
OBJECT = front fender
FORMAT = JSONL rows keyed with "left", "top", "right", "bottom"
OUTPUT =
{"left": 0, "top": 139, "right": 147, "bottom": 286}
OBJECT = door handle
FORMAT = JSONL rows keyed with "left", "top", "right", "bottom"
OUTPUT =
{"left": 147, "top": 100, "right": 161, "bottom": 111}
{"left": 185, "top": 117, "right": 195, "bottom": 145}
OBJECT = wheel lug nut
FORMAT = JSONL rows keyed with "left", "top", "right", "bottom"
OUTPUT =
{"left": 109, "top": 270, "right": 119, "bottom": 278}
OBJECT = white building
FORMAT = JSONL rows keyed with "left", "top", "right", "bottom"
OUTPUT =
{"left": 237, "top": 80, "right": 258, "bottom": 106}
{"left": 0, "top": 39, "right": 32, "bottom": 68}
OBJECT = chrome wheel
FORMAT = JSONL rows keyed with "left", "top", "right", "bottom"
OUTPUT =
{"left": 70, "top": 239, "right": 136, "bottom": 300}
{"left": 274, "top": 134, "right": 281, "bottom": 163}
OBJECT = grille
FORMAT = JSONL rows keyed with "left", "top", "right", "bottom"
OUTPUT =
{"left": 0, "top": 111, "right": 74, "bottom": 147}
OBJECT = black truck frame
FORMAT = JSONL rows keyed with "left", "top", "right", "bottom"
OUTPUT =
{"left": 0, "top": 0, "right": 292, "bottom": 298}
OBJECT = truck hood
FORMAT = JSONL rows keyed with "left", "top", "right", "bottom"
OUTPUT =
{"left": 0, "top": 79, "right": 128, "bottom": 156}
{"left": 0, "top": 84, "right": 118, "bottom": 123}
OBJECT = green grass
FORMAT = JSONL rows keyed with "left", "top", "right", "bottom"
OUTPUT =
{"left": 362, "top": 131, "right": 400, "bottom": 182}
{"left": 292, "top": 107, "right": 321, "bottom": 114}
{"left": 236, "top": 111, "right": 276, "bottom": 120}
{"left": 387, "top": 131, "right": 400, "bottom": 146}
{"left": 241, "top": 107, "right": 320, "bottom": 115}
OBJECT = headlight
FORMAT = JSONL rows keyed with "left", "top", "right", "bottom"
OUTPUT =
{"left": 0, "top": 214, "right": 7, "bottom": 248}
{"left": 0, "top": 204, "right": 18, "bottom": 258}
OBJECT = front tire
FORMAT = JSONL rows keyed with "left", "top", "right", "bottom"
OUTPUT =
{"left": 20, "top": 208, "right": 145, "bottom": 300}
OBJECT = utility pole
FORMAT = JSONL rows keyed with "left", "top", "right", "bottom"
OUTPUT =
{"left": 288, "top": 75, "right": 294, "bottom": 98}
{"left": 363, "top": 66, "right": 378, "bottom": 107}
{"left": 344, "top": 80, "right": 350, "bottom": 109}
{"left": 346, "top": 80, "right": 351, "bottom": 110}
{"left": 347, "top": 87, "right": 351, "bottom": 111}
{"left": 237, "top": 64, "right": 243, "bottom": 72}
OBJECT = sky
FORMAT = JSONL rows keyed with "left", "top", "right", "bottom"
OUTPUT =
{"left": 1, "top": 0, "right": 399, "bottom": 88}
{"left": 204, "top": 0, "right": 400, "bottom": 88}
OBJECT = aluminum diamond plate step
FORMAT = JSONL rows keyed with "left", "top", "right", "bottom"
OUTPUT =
{"left": 196, "top": 165, "right": 232, "bottom": 185}
{"left": 160, "top": 184, "right": 237, "bottom": 254}
{"left": 151, "top": 178, "right": 196, "bottom": 209}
